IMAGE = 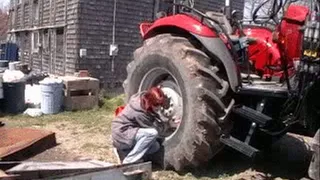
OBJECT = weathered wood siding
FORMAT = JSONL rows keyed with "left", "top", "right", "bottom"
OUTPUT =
{"left": 8, "top": 0, "right": 80, "bottom": 75}
{"left": 42, "top": 0, "right": 50, "bottom": 26}
{"left": 65, "top": 0, "right": 80, "bottom": 75}
{"left": 113, "top": 0, "right": 155, "bottom": 88}
{"left": 77, "top": 0, "right": 115, "bottom": 88}
{"left": 42, "top": 30, "right": 50, "bottom": 72}
{"left": 23, "top": 3, "right": 31, "bottom": 28}
{"left": 195, "top": 0, "right": 244, "bottom": 14}
{"left": 233, "top": 0, "right": 245, "bottom": 13}
{"left": 77, "top": 0, "right": 154, "bottom": 90}
{"left": 16, "top": 5, "right": 22, "bottom": 29}
{"left": 21, "top": 32, "right": 31, "bottom": 66}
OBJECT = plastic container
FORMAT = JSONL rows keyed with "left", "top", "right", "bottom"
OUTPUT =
{"left": 9, "top": 61, "right": 20, "bottom": 70}
{"left": 40, "top": 79, "right": 63, "bottom": 114}
{"left": 3, "top": 82, "right": 26, "bottom": 114}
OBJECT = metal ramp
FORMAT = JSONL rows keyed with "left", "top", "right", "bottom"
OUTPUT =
{"left": 4, "top": 161, "right": 152, "bottom": 180}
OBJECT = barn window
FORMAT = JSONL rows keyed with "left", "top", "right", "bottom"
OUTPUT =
{"left": 24, "top": 32, "right": 29, "bottom": 49}
{"left": 31, "top": 31, "right": 40, "bottom": 53}
{"left": 15, "top": 33, "right": 21, "bottom": 46}
{"left": 43, "top": 29, "right": 49, "bottom": 53}
{"left": 11, "top": 10, "right": 15, "bottom": 27}
{"left": 33, "top": 0, "right": 39, "bottom": 21}
{"left": 56, "top": 28, "right": 64, "bottom": 54}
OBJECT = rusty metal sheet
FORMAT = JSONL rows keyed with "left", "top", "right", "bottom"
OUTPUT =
{"left": 0, "top": 128, "right": 56, "bottom": 161}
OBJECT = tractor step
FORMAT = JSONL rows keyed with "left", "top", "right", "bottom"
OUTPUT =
{"left": 233, "top": 106, "right": 272, "bottom": 127}
{"left": 239, "top": 83, "right": 288, "bottom": 98}
{"left": 220, "top": 135, "right": 259, "bottom": 158}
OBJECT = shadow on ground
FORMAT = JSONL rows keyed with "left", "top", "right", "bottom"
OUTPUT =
{"left": 174, "top": 134, "right": 313, "bottom": 179}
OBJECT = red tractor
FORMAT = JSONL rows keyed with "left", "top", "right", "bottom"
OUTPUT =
{"left": 124, "top": 0, "right": 320, "bottom": 174}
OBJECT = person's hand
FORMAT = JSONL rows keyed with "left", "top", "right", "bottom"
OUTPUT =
{"left": 170, "top": 116, "right": 181, "bottom": 127}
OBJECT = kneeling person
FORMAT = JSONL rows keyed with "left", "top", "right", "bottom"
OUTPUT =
{"left": 112, "top": 87, "right": 166, "bottom": 164}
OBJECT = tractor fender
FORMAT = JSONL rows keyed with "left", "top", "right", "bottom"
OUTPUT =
{"left": 141, "top": 14, "right": 218, "bottom": 39}
{"left": 140, "top": 14, "right": 240, "bottom": 91}
{"left": 192, "top": 34, "right": 240, "bottom": 92}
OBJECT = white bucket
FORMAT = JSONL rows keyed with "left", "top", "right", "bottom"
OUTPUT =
{"left": 9, "top": 62, "right": 20, "bottom": 71}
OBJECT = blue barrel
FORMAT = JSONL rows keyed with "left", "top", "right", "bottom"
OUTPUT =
{"left": 3, "top": 82, "right": 26, "bottom": 114}
{"left": 40, "top": 80, "right": 63, "bottom": 114}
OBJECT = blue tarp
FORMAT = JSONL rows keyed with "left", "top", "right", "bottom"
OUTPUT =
{"left": 0, "top": 43, "right": 19, "bottom": 61}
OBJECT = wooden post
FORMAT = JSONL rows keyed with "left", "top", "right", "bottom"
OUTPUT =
{"left": 40, "top": 0, "right": 44, "bottom": 27}
{"left": 49, "top": 0, "right": 52, "bottom": 25}
{"left": 20, "top": 1, "right": 25, "bottom": 64}
{"left": 49, "top": 29, "right": 53, "bottom": 73}
{"left": 40, "top": 30, "right": 43, "bottom": 71}
{"left": 63, "top": 0, "right": 68, "bottom": 75}
{"left": 53, "top": 0, "right": 57, "bottom": 25}
{"left": 21, "top": 1, "right": 25, "bottom": 28}
{"left": 53, "top": 29, "right": 57, "bottom": 74}
{"left": 30, "top": 0, "right": 33, "bottom": 27}
{"left": 14, "top": 1, "right": 18, "bottom": 30}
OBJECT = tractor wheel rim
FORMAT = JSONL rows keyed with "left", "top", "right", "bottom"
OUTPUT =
{"left": 160, "top": 82, "right": 183, "bottom": 140}
{"left": 138, "top": 67, "right": 183, "bottom": 140}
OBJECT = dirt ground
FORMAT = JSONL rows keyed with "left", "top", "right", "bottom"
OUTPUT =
{"left": 0, "top": 110, "right": 315, "bottom": 180}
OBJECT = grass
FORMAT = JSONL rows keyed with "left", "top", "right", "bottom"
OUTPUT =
{"left": 3, "top": 110, "right": 109, "bottom": 128}
{"left": 0, "top": 95, "right": 236, "bottom": 179}
{"left": 1, "top": 94, "right": 125, "bottom": 130}
{"left": 101, "top": 94, "right": 125, "bottom": 112}
{"left": 0, "top": 95, "right": 302, "bottom": 180}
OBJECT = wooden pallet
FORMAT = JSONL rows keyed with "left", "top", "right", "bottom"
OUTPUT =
{"left": 60, "top": 77, "right": 99, "bottom": 111}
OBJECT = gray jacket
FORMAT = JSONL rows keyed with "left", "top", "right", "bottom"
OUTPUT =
{"left": 111, "top": 93, "right": 160, "bottom": 150}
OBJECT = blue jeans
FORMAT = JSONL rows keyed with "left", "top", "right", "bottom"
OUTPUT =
{"left": 123, "top": 128, "right": 160, "bottom": 164}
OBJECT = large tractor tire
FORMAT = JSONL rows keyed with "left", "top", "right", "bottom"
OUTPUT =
{"left": 123, "top": 34, "right": 234, "bottom": 170}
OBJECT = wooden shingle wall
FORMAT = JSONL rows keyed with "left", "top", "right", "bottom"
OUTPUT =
{"left": 65, "top": 0, "right": 80, "bottom": 75}
{"left": 8, "top": 0, "right": 80, "bottom": 75}
{"left": 195, "top": 0, "right": 244, "bottom": 15}
{"left": 77, "top": 0, "right": 154, "bottom": 90}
